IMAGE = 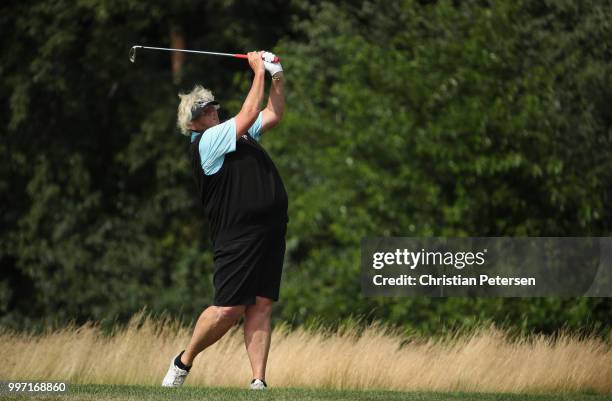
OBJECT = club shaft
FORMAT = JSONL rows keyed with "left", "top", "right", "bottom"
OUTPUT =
{"left": 135, "top": 46, "right": 246, "bottom": 59}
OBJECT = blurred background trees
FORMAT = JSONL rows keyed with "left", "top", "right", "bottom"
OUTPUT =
{"left": 1, "top": 0, "right": 611, "bottom": 335}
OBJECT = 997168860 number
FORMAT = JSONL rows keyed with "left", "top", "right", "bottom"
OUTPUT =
{"left": 1, "top": 381, "right": 69, "bottom": 394}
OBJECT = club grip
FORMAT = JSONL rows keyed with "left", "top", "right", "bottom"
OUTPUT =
{"left": 234, "top": 54, "right": 281, "bottom": 63}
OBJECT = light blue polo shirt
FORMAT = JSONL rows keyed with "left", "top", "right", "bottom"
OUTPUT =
{"left": 190, "top": 112, "right": 263, "bottom": 175}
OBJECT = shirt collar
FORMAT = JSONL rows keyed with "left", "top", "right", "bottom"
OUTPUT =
{"left": 190, "top": 131, "right": 202, "bottom": 143}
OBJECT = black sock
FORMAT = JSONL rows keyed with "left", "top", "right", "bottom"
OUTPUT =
{"left": 174, "top": 350, "right": 191, "bottom": 371}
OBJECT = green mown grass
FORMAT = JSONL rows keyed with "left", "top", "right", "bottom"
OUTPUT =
{"left": 0, "top": 384, "right": 609, "bottom": 401}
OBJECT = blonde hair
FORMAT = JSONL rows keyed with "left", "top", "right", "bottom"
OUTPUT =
{"left": 176, "top": 85, "right": 218, "bottom": 136}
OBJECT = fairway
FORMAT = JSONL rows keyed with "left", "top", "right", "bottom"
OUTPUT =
{"left": 0, "top": 384, "right": 609, "bottom": 401}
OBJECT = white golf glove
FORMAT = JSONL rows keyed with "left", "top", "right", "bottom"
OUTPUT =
{"left": 262, "top": 51, "right": 283, "bottom": 77}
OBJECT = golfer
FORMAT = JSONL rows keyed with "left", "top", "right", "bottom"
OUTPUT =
{"left": 162, "top": 51, "right": 287, "bottom": 390}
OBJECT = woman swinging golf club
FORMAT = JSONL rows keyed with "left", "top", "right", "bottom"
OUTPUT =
{"left": 162, "top": 51, "right": 287, "bottom": 390}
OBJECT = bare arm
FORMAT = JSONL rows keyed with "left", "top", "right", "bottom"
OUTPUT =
{"left": 234, "top": 52, "right": 265, "bottom": 138}
{"left": 262, "top": 72, "right": 285, "bottom": 131}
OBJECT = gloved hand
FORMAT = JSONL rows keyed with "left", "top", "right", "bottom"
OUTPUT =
{"left": 262, "top": 51, "right": 283, "bottom": 77}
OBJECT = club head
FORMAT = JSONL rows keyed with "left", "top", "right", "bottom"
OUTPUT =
{"left": 129, "top": 46, "right": 141, "bottom": 63}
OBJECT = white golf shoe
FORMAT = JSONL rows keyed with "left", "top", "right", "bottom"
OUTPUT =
{"left": 161, "top": 353, "right": 190, "bottom": 387}
{"left": 250, "top": 378, "right": 267, "bottom": 390}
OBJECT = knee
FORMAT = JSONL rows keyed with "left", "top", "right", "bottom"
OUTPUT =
{"left": 249, "top": 297, "right": 274, "bottom": 317}
{"left": 213, "top": 305, "right": 244, "bottom": 323}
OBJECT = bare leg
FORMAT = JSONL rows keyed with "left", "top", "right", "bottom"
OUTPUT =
{"left": 181, "top": 305, "right": 245, "bottom": 366}
{"left": 244, "top": 296, "right": 274, "bottom": 380}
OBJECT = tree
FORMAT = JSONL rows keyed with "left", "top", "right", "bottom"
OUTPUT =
{"left": 268, "top": 0, "right": 612, "bottom": 334}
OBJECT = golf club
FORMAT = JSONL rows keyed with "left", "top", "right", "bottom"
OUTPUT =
{"left": 129, "top": 45, "right": 280, "bottom": 63}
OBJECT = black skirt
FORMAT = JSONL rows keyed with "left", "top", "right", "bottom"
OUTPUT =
{"left": 211, "top": 224, "right": 287, "bottom": 306}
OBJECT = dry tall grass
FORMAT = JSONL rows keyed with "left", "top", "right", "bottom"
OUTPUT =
{"left": 1, "top": 312, "right": 610, "bottom": 394}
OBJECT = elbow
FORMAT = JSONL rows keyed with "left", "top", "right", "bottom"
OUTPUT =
{"left": 262, "top": 106, "right": 284, "bottom": 130}
{"left": 268, "top": 114, "right": 282, "bottom": 128}
{"left": 268, "top": 108, "right": 284, "bottom": 125}
{"left": 273, "top": 111, "right": 284, "bottom": 124}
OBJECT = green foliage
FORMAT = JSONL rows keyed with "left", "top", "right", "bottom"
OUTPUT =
{"left": 0, "top": 0, "right": 295, "bottom": 329}
{"left": 269, "top": 0, "right": 612, "bottom": 334}
{"left": 1, "top": 0, "right": 611, "bottom": 335}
